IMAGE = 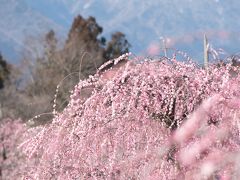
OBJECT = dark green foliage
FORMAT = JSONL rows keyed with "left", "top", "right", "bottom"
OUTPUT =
{"left": 104, "top": 32, "right": 131, "bottom": 60}
{"left": 0, "top": 53, "right": 10, "bottom": 89}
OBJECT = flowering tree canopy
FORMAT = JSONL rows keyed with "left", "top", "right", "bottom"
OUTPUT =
{"left": 18, "top": 54, "right": 240, "bottom": 179}
{"left": 0, "top": 53, "right": 239, "bottom": 179}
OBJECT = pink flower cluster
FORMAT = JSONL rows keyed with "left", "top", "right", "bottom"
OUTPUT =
{"left": 0, "top": 119, "right": 27, "bottom": 179}
{"left": 3, "top": 56, "right": 240, "bottom": 179}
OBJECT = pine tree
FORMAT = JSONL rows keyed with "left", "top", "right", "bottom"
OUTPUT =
{"left": 104, "top": 32, "right": 131, "bottom": 60}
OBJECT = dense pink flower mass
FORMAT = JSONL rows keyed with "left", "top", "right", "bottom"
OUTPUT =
{"left": 2, "top": 55, "right": 240, "bottom": 179}
{"left": 0, "top": 119, "right": 27, "bottom": 179}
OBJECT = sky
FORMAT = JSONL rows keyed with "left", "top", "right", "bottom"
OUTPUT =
{"left": 1, "top": 0, "right": 240, "bottom": 63}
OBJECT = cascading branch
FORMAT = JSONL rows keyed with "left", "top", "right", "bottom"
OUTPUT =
{"left": 21, "top": 55, "right": 240, "bottom": 179}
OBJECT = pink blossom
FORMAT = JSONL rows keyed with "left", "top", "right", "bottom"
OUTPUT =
{"left": 2, "top": 55, "right": 240, "bottom": 179}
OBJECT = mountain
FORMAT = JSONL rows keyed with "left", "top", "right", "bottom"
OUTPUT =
{"left": 72, "top": 0, "right": 240, "bottom": 61}
{"left": 0, "top": 0, "right": 66, "bottom": 62}
{"left": 1, "top": 0, "right": 240, "bottom": 63}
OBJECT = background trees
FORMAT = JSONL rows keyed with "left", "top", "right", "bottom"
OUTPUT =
{"left": 0, "top": 53, "right": 11, "bottom": 89}
{"left": 0, "top": 15, "right": 131, "bottom": 123}
{"left": 104, "top": 31, "right": 130, "bottom": 60}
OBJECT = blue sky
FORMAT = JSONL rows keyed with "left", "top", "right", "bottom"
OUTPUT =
{"left": 1, "top": 0, "right": 240, "bottom": 63}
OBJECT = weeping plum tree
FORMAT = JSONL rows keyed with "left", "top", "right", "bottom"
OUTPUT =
{"left": 19, "top": 54, "right": 240, "bottom": 179}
